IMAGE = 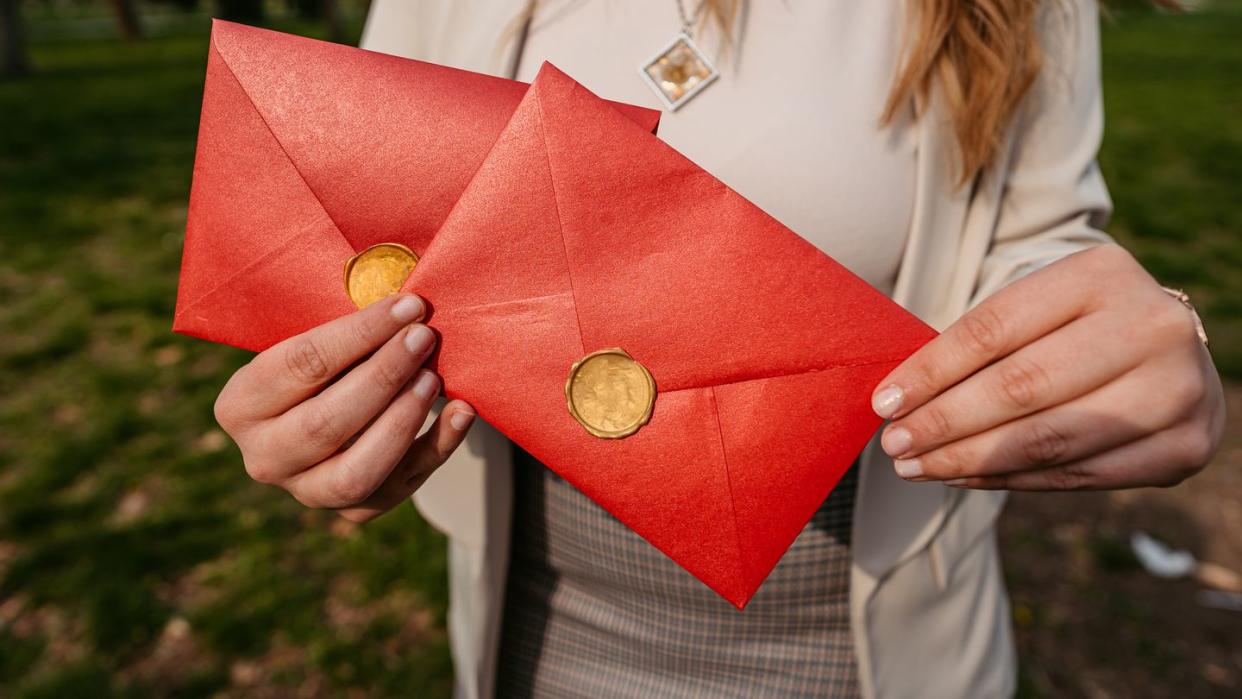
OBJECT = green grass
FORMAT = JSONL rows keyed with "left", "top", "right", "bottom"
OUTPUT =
{"left": 0, "top": 2, "right": 1238, "bottom": 696}
{"left": 0, "top": 17, "right": 451, "bottom": 699}
{"left": 1098, "top": 1, "right": 1242, "bottom": 374}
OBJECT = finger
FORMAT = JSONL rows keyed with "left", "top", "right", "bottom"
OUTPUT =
{"left": 881, "top": 312, "right": 1144, "bottom": 458}
{"left": 284, "top": 370, "right": 442, "bottom": 509}
{"left": 896, "top": 357, "right": 1205, "bottom": 482}
{"left": 870, "top": 249, "right": 1105, "bottom": 421}
{"left": 258, "top": 322, "right": 437, "bottom": 470}
{"left": 944, "top": 421, "right": 1215, "bottom": 491}
{"left": 222, "top": 293, "right": 426, "bottom": 421}
{"left": 336, "top": 400, "right": 476, "bottom": 523}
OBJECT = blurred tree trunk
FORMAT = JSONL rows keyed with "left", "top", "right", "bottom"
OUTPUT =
{"left": 0, "top": 0, "right": 29, "bottom": 77}
{"left": 216, "top": 0, "right": 264, "bottom": 24}
{"left": 109, "top": 0, "right": 144, "bottom": 41}
{"left": 323, "top": 0, "right": 342, "bottom": 43}
{"left": 288, "top": 0, "right": 343, "bottom": 42}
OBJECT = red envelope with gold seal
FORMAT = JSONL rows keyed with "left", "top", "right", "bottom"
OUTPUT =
{"left": 175, "top": 23, "right": 938, "bottom": 608}
{"left": 173, "top": 21, "right": 659, "bottom": 349}
{"left": 402, "top": 64, "right": 937, "bottom": 607}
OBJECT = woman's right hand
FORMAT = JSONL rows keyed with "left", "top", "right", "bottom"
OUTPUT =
{"left": 213, "top": 293, "right": 475, "bottom": 523}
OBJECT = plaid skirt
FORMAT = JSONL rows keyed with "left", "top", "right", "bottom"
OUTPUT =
{"left": 495, "top": 447, "right": 861, "bottom": 698}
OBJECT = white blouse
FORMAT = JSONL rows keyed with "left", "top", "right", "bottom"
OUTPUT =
{"left": 513, "top": 0, "right": 917, "bottom": 295}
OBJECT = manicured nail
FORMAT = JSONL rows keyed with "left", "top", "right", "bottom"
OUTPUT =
{"left": 391, "top": 295, "right": 425, "bottom": 323}
{"left": 404, "top": 324, "right": 434, "bottom": 354}
{"left": 881, "top": 426, "right": 912, "bottom": 456}
{"left": 413, "top": 370, "right": 439, "bottom": 400}
{"left": 944, "top": 478, "right": 969, "bottom": 487}
{"left": 872, "top": 385, "right": 904, "bottom": 418}
{"left": 450, "top": 408, "right": 475, "bottom": 431}
{"left": 894, "top": 458, "right": 923, "bottom": 479}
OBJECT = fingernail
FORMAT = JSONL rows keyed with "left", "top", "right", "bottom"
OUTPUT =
{"left": 944, "top": 478, "right": 968, "bottom": 487}
{"left": 391, "top": 295, "right": 425, "bottom": 323}
{"left": 894, "top": 458, "right": 923, "bottom": 479}
{"left": 872, "top": 385, "right": 904, "bottom": 418}
{"left": 413, "top": 370, "right": 439, "bottom": 400}
{"left": 450, "top": 408, "right": 475, "bottom": 431}
{"left": 881, "top": 426, "right": 912, "bottom": 456}
{"left": 404, "top": 324, "right": 435, "bottom": 354}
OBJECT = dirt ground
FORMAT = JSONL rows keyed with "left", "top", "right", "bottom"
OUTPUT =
{"left": 1000, "top": 383, "right": 1242, "bottom": 698}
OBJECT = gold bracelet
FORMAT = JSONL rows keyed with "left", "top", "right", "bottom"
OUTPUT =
{"left": 1160, "top": 286, "right": 1210, "bottom": 348}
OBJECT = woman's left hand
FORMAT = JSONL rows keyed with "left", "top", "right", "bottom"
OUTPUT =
{"left": 871, "top": 243, "right": 1226, "bottom": 490}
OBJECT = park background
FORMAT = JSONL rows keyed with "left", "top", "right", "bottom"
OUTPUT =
{"left": 0, "top": 0, "right": 1239, "bottom": 696}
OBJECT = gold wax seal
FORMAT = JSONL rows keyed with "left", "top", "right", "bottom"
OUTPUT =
{"left": 343, "top": 243, "right": 419, "bottom": 309}
{"left": 565, "top": 348, "right": 656, "bottom": 439}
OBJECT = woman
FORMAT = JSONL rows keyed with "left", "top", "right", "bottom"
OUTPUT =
{"left": 212, "top": 0, "right": 1226, "bottom": 696}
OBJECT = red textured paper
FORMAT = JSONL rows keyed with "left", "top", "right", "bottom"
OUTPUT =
{"left": 174, "top": 21, "right": 659, "bottom": 349}
{"left": 407, "top": 64, "right": 937, "bottom": 607}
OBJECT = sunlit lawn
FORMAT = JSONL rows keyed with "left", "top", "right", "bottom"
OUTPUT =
{"left": 0, "top": 2, "right": 1237, "bottom": 697}
{"left": 1097, "top": 2, "right": 1242, "bottom": 374}
{"left": 0, "top": 17, "right": 452, "bottom": 698}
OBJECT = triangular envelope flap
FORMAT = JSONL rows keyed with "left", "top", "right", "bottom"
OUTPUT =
{"left": 409, "top": 79, "right": 753, "bottom": 606}
{"left": 406, "top": 99, "right": 577, "bottom": 316}
{"left": 174, "top": 37, "right": 354, "bottom": 351}
{"left": 714, "top": 360, "right": 896, "bottom": 588}
{"left": 176, "top": 235, "right": 354, "bottom": 351}
{"left": 209, "top": 20, "right": 529, "bottom": 254}
{"left": 209, "top": 22, "right": 662, "bottom": 256}
{"left": 530, "top": 64, "right": 936, "bottom": 392}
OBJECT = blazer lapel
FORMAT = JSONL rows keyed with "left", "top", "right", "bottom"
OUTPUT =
{"left": 852, "top": 88, "right": 972, "bottom": 582}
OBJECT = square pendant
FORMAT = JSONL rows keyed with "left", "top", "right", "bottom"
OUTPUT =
{"left": 638, "top": 32, "right": 719, "bottom": 111}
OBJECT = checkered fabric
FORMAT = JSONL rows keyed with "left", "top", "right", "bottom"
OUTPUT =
{"left": 494, "top": 447, "right": 861, "bottom": 698}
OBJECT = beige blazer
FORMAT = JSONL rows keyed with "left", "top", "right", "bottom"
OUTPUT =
{"left": 359, "top": 2, "right": 1113, "bottom": 697}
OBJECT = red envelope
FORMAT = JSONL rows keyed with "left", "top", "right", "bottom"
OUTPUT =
{"left": 406, "top": 64, "right": 937, "bottom": 607}
{"left": 173, "top": 21, "right": 658, "bottom": 350}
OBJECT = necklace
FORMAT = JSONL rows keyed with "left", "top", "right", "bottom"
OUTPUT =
{"left": 638, "top": 0, "right": 719, "bottom": 111}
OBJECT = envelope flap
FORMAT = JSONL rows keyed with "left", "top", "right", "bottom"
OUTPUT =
{"left": 208, "top": 20, "right": 530, "bottom": 254}
{"left": 405, "top": 91, "right": 579, "bottom": 321}
{"left": 207, "top": 22, "right": 662, "bottom": 257}
{"left": 529, "top": 63, "right": 936, "bottom": 392}
{"left": 174, "top": 31, "right": 355, "bottom": 351}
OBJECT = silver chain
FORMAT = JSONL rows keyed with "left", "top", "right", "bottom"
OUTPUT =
{"left": 675, "top": 0, "right": 703, "bottom": 35}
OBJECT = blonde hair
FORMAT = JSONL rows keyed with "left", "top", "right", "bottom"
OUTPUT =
{"left": 880, "top": 0, "right": 1045, "bottom": 186}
